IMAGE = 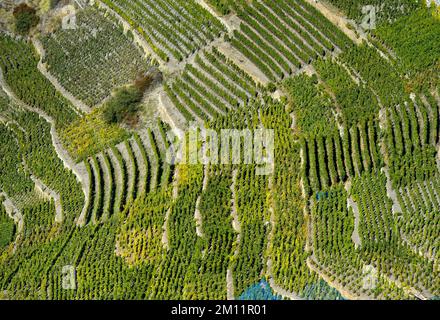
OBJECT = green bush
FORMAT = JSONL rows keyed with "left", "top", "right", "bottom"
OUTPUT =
{"left": 13, "top": 4, "right": 39, "bottom": 35}
{"left": 103, "top": 86, "right": 143, "bottom": 124}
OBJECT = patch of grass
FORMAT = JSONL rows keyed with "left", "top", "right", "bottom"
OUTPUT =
{"left": 61, "top": 108, "right": 129, "bottom": 162}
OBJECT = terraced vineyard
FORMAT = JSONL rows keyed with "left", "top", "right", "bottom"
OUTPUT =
{"left": 0, "top": 35, "right": 79, "bottom": 127}
{"left": 100, "top": 0, "right": 226, "bottom": 62}
{"left": 229, "top": 0, "right": 352, "bottom": 81}
{"left": 40, "top": 6, "right": 152, "bottom": 107}
{"left": 78, "top": 120, "right": 173, "bottom": 226}
{"left": 0, "top": 0, "right": 438, "bottom": 302}
{"left": 165, "top": 47, "right": 260, "bottom": 122}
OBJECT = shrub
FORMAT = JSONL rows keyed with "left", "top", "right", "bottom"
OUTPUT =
{"left": 13, "top": 4, "right": 39, "bottom": 35}
{"left": 103, "top": 86, "right": 143, "bottom": 124}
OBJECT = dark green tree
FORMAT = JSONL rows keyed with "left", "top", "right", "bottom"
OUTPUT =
{"left": 13, "top": 4, "right": 39, "bottom": 35}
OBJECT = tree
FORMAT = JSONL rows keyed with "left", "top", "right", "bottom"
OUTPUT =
{"left": 13, "top": 4, "right": 39, "bottom": 35}
{"left": 103, "top": 86, "right": 143, "bottom": 124}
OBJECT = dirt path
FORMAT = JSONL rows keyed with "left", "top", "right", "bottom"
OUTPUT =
{"left": 32, "top": 38, "right": 91, "bottom": 114}
{"left": 378, "top": 107, "right": 387, "bottom": 131}
{"left": 217, "top": 41, "right": 271, "bottom": 86}
{"left": 157, "top": 87, "right": 187, "bottom": 133}
{"left": 194, "top": 197, "right": 204, "bottom": 238}
{"left": 347, "top": 197, "right": 361, "bottom": 248}
{"left": 382, "top": 167, "right": 403, "bottom": 214}
{"left": 202, "top": 164, "right": 209, "bottom": 191}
